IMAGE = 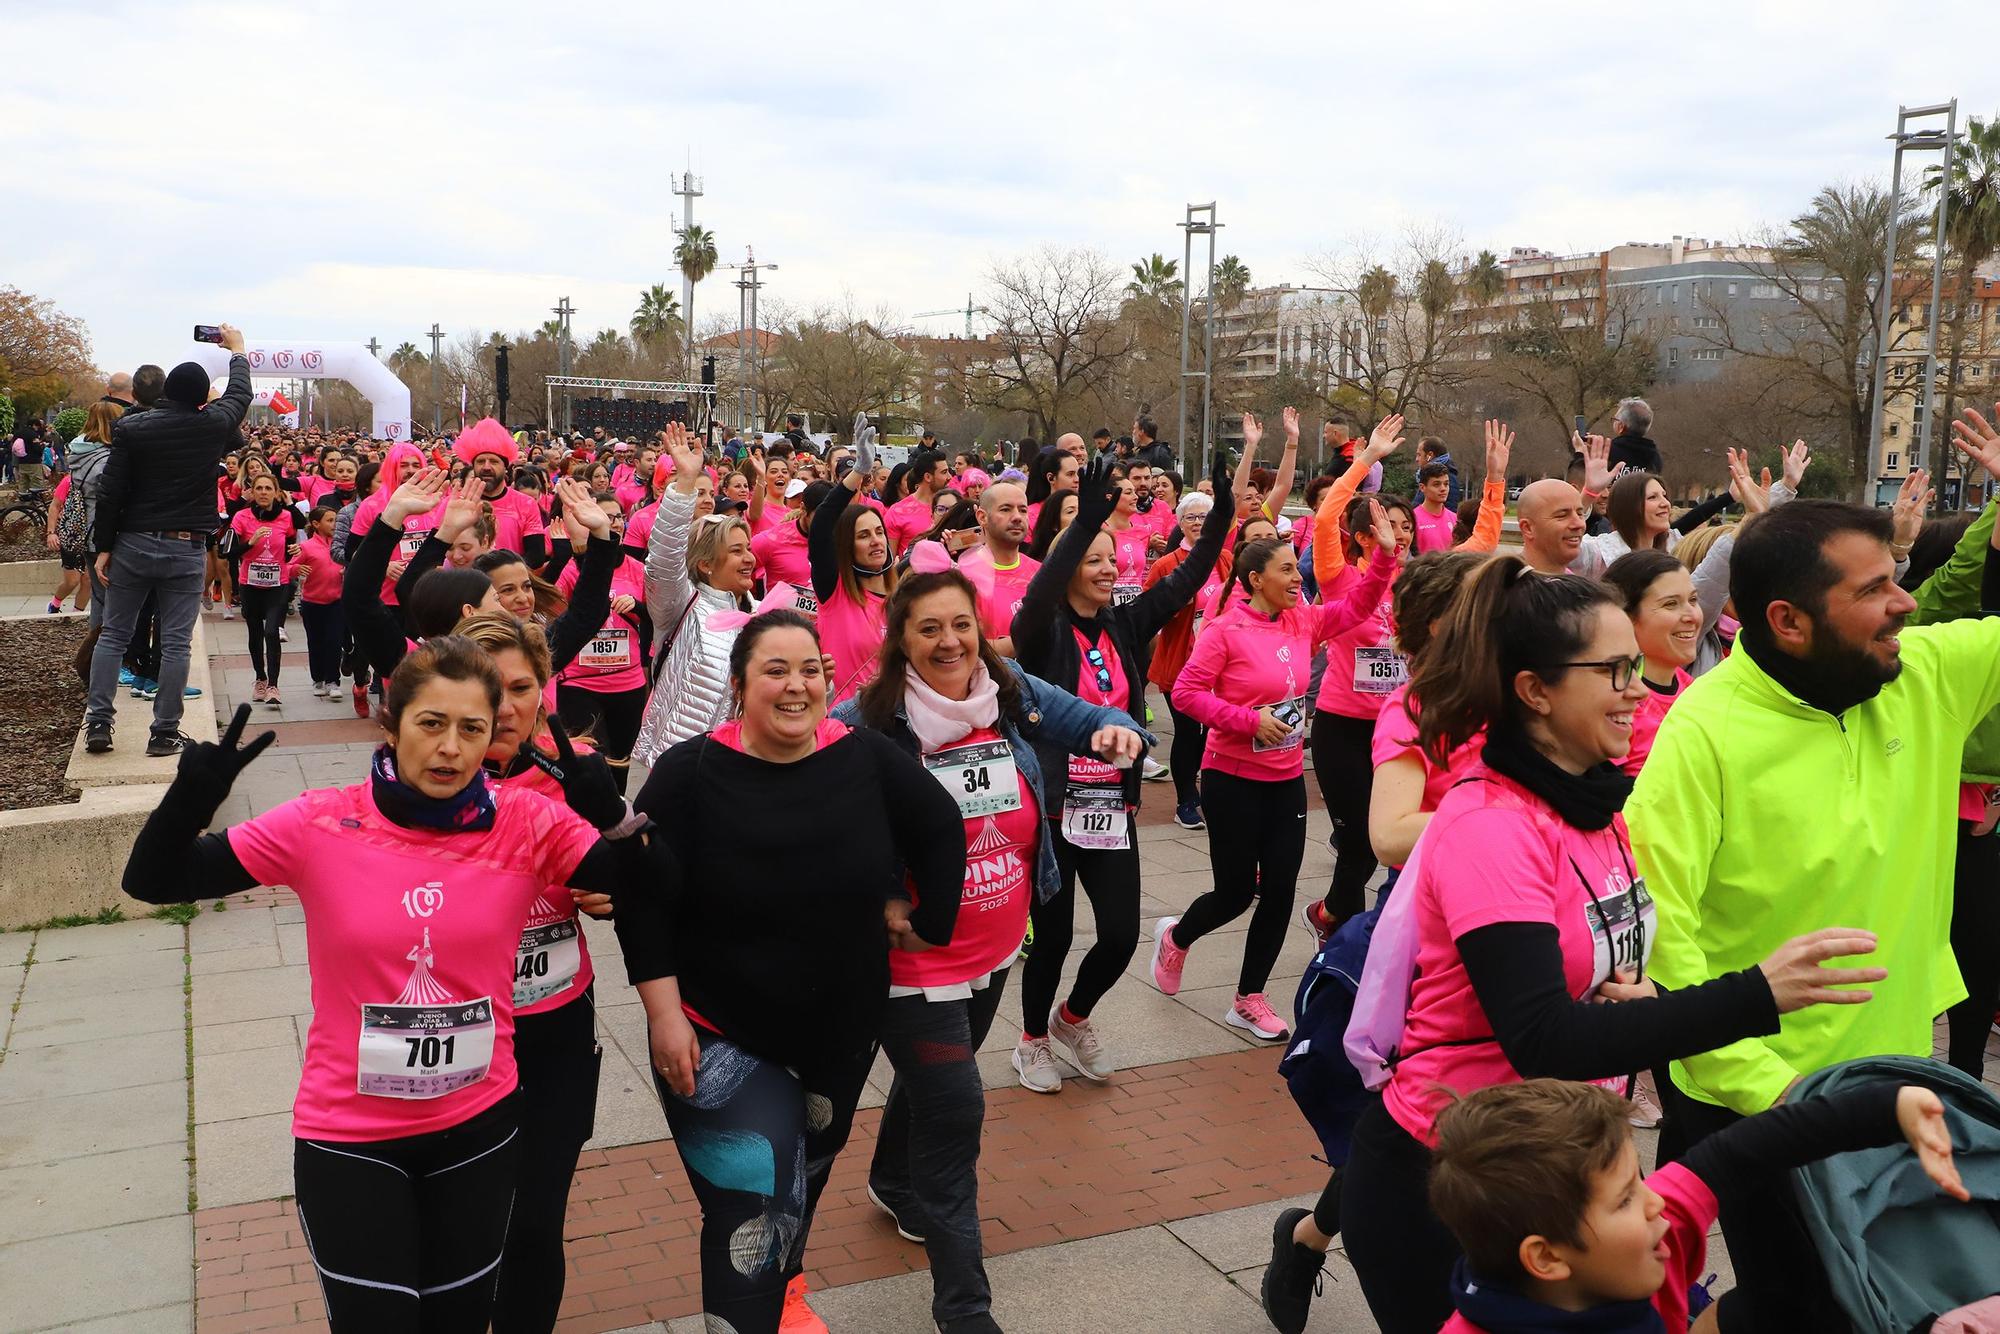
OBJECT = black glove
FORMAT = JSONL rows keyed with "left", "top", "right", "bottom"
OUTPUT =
{"left": 524, "top": 716, "right": 628, "bottom": 831}
{"left": 1074, "top": 456, "right": 1120, "bottom": 532}
{"left": 1208, "top": 451, "right": 1235, "bottom": 519}
{"left": 176, "top": 704, "right": 277, "bottom": 812}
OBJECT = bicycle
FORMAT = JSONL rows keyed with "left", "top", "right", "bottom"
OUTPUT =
{"left": 0, "top": 486, "right": 52, "bottom": 546}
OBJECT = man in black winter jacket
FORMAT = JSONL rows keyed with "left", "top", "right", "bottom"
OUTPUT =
{"left": 85, "top": 326, "right": 252, "bottom": 757}
{"left": 1608, "top": 396, "right": 1664, "bottom": 476}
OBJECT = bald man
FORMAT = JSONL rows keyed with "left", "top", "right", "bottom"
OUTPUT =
{"left": 961, "top": 480, "right": 1039, "bottom": 654}
{"left": 1056, "top": 432, "right": 1087, "bottom": 462}
{"left": 101, "top": 372, "right": 136, "bottom": 410}
{"left": 1515, "top": 478, "right": 1591, "bottom": 576}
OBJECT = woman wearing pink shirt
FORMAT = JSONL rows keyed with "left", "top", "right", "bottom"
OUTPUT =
{"left": 122, "top": 642, "right": 654, "bottom": 1334}
{"left": 228, "top": 473, "right": 303, "bottom": 704}
{"left": 808, "top": 436, "right": 901, "bottom": 702}
{"left": 349, "top": 440, "right": 437, "bottom": 606}
{"left": 835, "top": 563, "right": 1148, "bottom": 1333}
{"left": 1154, "top": 512, "right": 1398, "bottom": 1040}
{"left": 1601, "top": 549, "right": 1700, "bottom": 778}
{"left": 552, "top": 492, "right": 649, "bottom": 790}
{"left": 1333, "top": 557, "right": 1885, "bottom": 1334}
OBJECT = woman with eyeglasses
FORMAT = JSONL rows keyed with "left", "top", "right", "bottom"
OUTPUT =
{"left": 1330, "top": 555, "right": 1884, "bottom": 1334}
{"left": 633, "top": 423, "right": 755, "bottom": 765}
{"left": 1007, "top": 454, "right": 1232, "bottom": 1092}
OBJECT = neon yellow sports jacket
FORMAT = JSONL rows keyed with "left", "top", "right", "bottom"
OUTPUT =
{"left": 1627, "top": 616, "right": 2000, "bottom": 1115}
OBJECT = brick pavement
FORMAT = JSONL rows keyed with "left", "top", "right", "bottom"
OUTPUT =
{"left": 192, "top": 1047, "right": 1322, "bottom": 1333}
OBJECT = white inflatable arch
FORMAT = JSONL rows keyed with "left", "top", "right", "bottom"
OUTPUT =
{"left": 185, "top": 341, "right": 412, "bottom": 441}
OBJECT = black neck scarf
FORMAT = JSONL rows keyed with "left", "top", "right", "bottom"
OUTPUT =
{"left": 369, "top": 745, "right": 497, "bottom": 832}
{"left": 1482, "top": 722, "right": 1633, "bottom": 832}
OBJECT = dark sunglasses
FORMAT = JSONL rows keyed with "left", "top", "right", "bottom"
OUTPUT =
{"left": 1084, "top": 645, "right": 1113, "bottom": 694}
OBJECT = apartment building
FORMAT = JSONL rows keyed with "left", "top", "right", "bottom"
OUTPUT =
{"left": 1875, "top": 272, "right": 2000, "bottom": 505}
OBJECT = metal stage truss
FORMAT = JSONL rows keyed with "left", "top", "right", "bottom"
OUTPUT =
{"left": 543, "top": 375, "right": 718, "bottom": 436}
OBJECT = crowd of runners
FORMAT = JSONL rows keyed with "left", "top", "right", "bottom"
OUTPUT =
{"left": 40, "top": 327, "right": 1998, "bottom": 1331}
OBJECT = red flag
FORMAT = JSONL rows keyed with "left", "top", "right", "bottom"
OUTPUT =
{"left": 269, "top": 391, "right": 296, "bottom": 415}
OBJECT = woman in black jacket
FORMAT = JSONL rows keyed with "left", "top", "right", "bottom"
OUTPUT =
{"left": 1007, "top": 454, "right": 1232, "bottom": 1090}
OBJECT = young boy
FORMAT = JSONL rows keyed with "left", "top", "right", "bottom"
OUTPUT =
{"left": 1412, "top": 462, "right": 1457, "bottom": 553}
{"left": 1428, "top": 1079, "right": 1967, "bottom": 1333}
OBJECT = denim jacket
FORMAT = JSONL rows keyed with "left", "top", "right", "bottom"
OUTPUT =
{"left": 832, "top": 659, "right": 1155, "bottom": 903}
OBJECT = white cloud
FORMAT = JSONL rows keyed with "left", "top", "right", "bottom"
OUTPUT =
{"left": 5, "top": 0, "right": 1993, "bottom": 376}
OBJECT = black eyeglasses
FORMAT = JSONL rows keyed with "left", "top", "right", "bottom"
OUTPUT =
{"left": 1536, "top": 654, "right": 1645, "bottom": 691}
{"left": 1084, "top": 646, "right": 1113, "bottom": 694}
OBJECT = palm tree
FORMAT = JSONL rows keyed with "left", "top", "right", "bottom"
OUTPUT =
{"left": 1127, "top": 253, "right": 1183, "bottom": 305}
{"left": 390, "top": 341, "right": 423, "bottom": 369}
{"left": 537, "top": 318, "right": 566, "bottom": 343}
{"left": 1467, "top": 250, "right": 1506, "bottom": 305}
{"left": 630, "top": 283, "right": 684, "bottom": 354}
{"left": 1925, "top": 114, "right": 2000, "bottom": 430}
{"left": 587, "top": 328, "right": 625, "bottom": 358}
{"left": 1356, "top": 265, "right": 1398, "bottom": 323}
{"left": 675, "top": 225, "right": 720, "bottom": 375}
{"left": 1416, "top": 260, "right": 1458, "bottom": 324}
{"left": 1213, "top": 255, "right": 1252, "bottom": 305}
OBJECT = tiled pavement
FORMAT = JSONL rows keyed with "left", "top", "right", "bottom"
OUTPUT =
{"left": 6, "top": 603, "right": 2000, "bottom": 1332}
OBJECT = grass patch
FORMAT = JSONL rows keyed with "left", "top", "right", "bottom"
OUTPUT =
{"left": 10, "top": 906, "right": 125, "bottom": 932}
{"left": 150, "top": 903, "right": 202, "bottom": 926}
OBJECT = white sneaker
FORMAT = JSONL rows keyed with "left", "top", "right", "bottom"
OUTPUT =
{"left": 1011, "top": 1035, "right": 1062, "bottom": 1094}
{"left": 278, "top": 627, "right": 288, "bottom": 642}
{"left": 1047, "top": 1007, "right": 1114, "bottom": 1081}
{"left": 1142, "top": 757, "right": 1170, "bottom": 782}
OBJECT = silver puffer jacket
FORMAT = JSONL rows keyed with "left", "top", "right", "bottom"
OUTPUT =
{"left": 633, "top": 487, "right": 745, "bottom": 766}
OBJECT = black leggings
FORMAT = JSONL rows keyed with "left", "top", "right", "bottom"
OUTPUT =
{"left": 1338, "top": 1096, "right": 1458, "bottom": 1334}
{"left": 1021, "top": 825, "right": 1143, "bottom": 1039}
{"left": 554, "top": 683, "right": 648, "bottom": 792}
{"left": 300, "top": 599, "right": 347, "bottom": 686}
{"left": 1948, "top": 818, "right": 2000, "bottom": 1079}
{"left": 1311, "top": 709, "right": 1379, "bottom": 920}
{"left": 871, "top": 970, "right": 1010, "bottom": 1326}
{"left": 492, "top": 987, "right": 601, "bottom": 1334}
{"left": 294, "top": 1092, "right": 521, "bottom": 1334}
{"left": 239, "top": 584, "right": 288, "bottom": 682}
{"left": 1165, "top": 697, "right": 1206, "bottom": 809}
{"left": 1171, "top": 770, "right": 1307, "bottom": 995}
{"left": 656, "top": 1028, "right": 874, "bottom": 1332}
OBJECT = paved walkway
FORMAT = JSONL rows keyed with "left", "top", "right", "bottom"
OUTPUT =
{"left": 8, "top": 603, "right": 1998, "bottom": 1332}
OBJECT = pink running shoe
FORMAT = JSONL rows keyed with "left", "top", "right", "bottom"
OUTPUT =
{"left": 1226, "top": 992, "right": 1290, "bottom": 1042}
{"left": 1150, "top": 916, "right": 1189, "bottom": 995}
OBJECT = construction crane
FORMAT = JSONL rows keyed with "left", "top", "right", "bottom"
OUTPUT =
{"left": 913, "top": 293, "right": 991, "bottom": 339}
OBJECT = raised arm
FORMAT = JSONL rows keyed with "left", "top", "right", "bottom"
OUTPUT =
{"left": 1013, "top": 456, "right": 1123, "bottom": 670}
{"left": 1456, "top": 420, "right": 1512, "bottom": 553}
{"left": 1128, "top": 454, "right": 1235, "bottom": 641}
{"left": 122, "top": 706, "right": 274, "bottom": 905}
{"left": 545, "top": 480, "right": 621, "bottom": 672}
{"left": 344, "top": 467, "right": 447, "bottom": 677}
{"left": 1313, "top": 414, "right": 1404, "bottom": 586}
{"left": 644, "top": 425, "right": 705, "bottom": 633}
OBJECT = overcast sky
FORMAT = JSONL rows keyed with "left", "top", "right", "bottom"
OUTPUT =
{"left": 8, "top": 0, "right": 1995, "bottom": 377}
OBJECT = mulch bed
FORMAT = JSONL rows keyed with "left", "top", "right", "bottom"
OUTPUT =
{"left": 0, "top": 617, "right": 87, "bottom": 810}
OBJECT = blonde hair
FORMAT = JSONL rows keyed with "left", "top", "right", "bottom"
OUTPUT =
{"left": 687, "top": 512, "right": 753, "bottom": 594}
{"left": 453, "top": 611, "right": 552, "bottom": 685}
{"left": 1674, "top": 520, "right": 1731, "bottom": 574}
{"left": 82, "top": 400, "right": 124, "bottom": 445}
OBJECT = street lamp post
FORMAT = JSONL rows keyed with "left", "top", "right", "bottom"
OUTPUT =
{"left": 1867, "top": 101, "right": 1959, "bottom": 500}
{"left": 427, "top": 323, "right": 444, "bottom": 435}
{"left": 1177, "top": 203, "right": 1222, "bottom": 477}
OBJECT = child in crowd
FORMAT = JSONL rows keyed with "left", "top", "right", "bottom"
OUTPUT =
{"left": 1427, "top": 1079, "right": 1968, "bottom": 1333}
{"left": 295, "top": 505, "right": 347, "bottom": 697}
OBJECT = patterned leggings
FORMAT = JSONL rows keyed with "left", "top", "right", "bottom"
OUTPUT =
{"left": 654, "top": 1028, "right": 874, "bottom": 1332}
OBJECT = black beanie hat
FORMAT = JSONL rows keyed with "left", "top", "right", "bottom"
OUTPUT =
{"left": 164, "top": 361, "right": 211, "bottom": 407}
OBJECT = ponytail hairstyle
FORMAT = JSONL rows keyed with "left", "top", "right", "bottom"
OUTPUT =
{"left": 1343, "top": 493, "right": 1414, "bottom": 564}
{"left": 856, "top": 570, "right": 1023, "bottom": 731}
{"left": 1412, "top": 556, "right": 1621, "bottom": 766}
{"left": 1230, "top": 538, "right": 1290, "bottom": 609}
{"left": 453, "top": 611, "right": 553, "bottom": 687}
{"left": 404, "top": 567, "right": 496, "bottom": 640}
{"left": 1391, "top": 549, "right": 1486, "bottom": 662}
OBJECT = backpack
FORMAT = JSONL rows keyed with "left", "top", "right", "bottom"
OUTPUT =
{"left": 57, "top": 449, "right": 110, "bottom": 555}
{"left": 1343, "top": 831, "right": 1431, "bottom": 1091}
{"left": 1789, "top": 1055, "right": 2000, "bottom": 1333}
{"left": 1279, "top": 908, "right": 1378, "bottom": 1166}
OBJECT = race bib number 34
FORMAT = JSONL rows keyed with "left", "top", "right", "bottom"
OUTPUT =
{"left": 924, "top": 739, "right": 1023, "bottom": 818}
{"left": 357, "top": 998, "right": 495, "bottom": 1099}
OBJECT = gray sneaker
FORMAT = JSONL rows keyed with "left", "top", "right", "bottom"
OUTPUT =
{"left": 1011, "top": 1035, "right": 1062, "bottom": 1094}
{"left": 1047, "top": 1007, "right": 1114, "bottom": 1081}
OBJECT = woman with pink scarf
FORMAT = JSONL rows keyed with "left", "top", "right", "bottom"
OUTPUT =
{"left": 832, "top": 547, "right": 1150, "bottom": 1334}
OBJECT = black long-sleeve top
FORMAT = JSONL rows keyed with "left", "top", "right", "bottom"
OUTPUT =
{"left": 1682, "top": 1081, "right": 1906, "bottom": 1196}
{"left": 1010, "top": 475, "right": 1230, "bottom": 807}
{"left": 619, "top": 727, "right": 966, "bottom": 1077}
{"left": 1452, "top": 923, "right": 1780, "bottom": 1082}
{"left": 808, "top": 485, "right": 857, "bottom": 604}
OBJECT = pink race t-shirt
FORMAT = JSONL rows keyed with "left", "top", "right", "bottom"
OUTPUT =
{"left": 892, "top": 726, "right": 1041, "bottom": 989}
{"left": 1411, "top": 502, "right": 1456, "bottom": 553}
{"left": 1066, "top": 627, "right": 1129, "bottom": 792}
{"left": 555, "top": 555, "right": 648, "bottom": 694}
{"left": 1369, "top": 683, "right": 1483, "bottom": 817}
{"left": 958, "top": 546, "right": 1041, "bottom": 640}
{"left": 819, "top": 582, "right": 888, "bottom": 703}
{"left": 883, "top": 494, "right": 934, "bottom": 553}
{"left": 1384, "top": 764, "right": 1652, "bottom": 1144}
{"left": 1313, "top": 560, "right": 1405, "bottom": 721}
{"left": 296, "top": 533, "right": 344, "bottom": 605}
{"left": 488, "top": 749, "right": 599, "bottom": 1018}
{"left": 227, "top": 781, "right": 598, "bottom": 1142}
{"left": 1110, "top": 524, "right": 1151, "bottom": 606}
{"left": 624, "top": 502, "right": 657, "bottom": 553}
{"left": 751, "top": 517, "right": 812, "bottom": 589}
{"left": 1619, "top": 669, "right": 1692, "bottom": 777}
{"left": 487, "top": 487, "right": 545, "bottom": 558}
{"left": 749, "top": 497, "right": 791, "bottom": 537}
{"left": 228, "top": 508, "right": 298, "bottom": 591}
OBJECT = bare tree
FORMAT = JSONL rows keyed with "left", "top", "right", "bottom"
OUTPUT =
{"left": 1692, "top": 182, "right": 1927, "bottom": 496}
{"left": 775, "top": 303, "right": 916, "bottom": 434}
{"left": 970, "top": 247, "right": 1134, "bottom": 443}
{"left": 1488, "top": 289, "right": 1658, "bottom": 446}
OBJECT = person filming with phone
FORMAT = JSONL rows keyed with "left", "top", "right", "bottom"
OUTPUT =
{"left": 85, "top": 322, "right": 253, "bottom": 757}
